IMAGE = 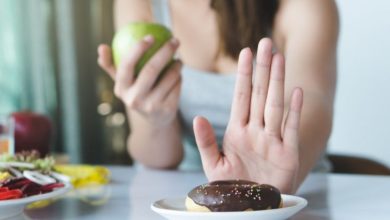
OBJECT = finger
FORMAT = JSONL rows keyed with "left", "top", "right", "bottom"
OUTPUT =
{"left": 114, "top": 35, "right": 154, "bottom": 97}
{"left": 148, "top": 61, "right": 182, "bottom": 103}
{"left": 97, "top": 44, "right": 116, "bottom": 79}
{"left": 264, "top": 53, "right": 285, "bottom": 138}
{"left": 250, "top": 38, "right": 273, "bottom": 126}
{"left": 132, "top": 38, "right": 179, "bottom": 98}
{"left": 193, "top": 116, "right": 221, "bottom": 170}
{"left": 162, "top": 76, "right": 181, "bottom": 107}
{"left": 230, "top": 48, "right": 253, "bottom": 126}
{"left": 283, "top": 88, "right": 303, "bottom": 148}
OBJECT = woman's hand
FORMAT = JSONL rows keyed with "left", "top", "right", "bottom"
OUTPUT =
{"left": 97, "top": 36, "right": 182, "bottom": 127}
{"left": 193, "top": 38, "right": 303, "bottom": 194}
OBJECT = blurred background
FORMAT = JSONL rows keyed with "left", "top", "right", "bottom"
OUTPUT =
{"left": 0, "top": 0, "right": 128, "bottom": 164}
{"left": 0, "top": 0, "right": 389, "bottom": 167}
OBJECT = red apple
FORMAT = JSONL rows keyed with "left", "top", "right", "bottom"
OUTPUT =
{"left": 11, "top": 112, "right": 52, "bottom": 156}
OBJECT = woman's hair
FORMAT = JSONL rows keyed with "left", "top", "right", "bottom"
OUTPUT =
{"left": 210, "top": 0, "right": 279, "bottom": 59}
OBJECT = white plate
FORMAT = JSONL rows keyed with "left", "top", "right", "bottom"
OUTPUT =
{"left": 0, "top": 183, "right": 72, "bottom": 219}
{"left": 151, "top": 194, "right": 307, "bottom": 220}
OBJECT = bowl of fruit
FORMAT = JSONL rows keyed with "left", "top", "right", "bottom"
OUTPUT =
{"left": 0, "top": 151, "right": 71, "bottom": 219}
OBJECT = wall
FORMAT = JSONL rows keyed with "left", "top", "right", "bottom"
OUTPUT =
{"left": 329, "top": 0, "right": 390, "bottom": 166}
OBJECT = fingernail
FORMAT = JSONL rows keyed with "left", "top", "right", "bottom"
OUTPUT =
{"left": 239, "top": 47, "right": 251, "bottom": 58}
{"left": 170, "top": 38, "right": 179, "bottom": 47}
{"left": 261, "top": 42, "right": 272, "bottom": 55}
{"left": 143, "top": 35, "right": 154, "bottom": 43}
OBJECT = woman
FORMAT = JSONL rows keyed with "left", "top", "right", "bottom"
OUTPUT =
{"left": 98, "top": 0, "right": 339, "bottom": 194}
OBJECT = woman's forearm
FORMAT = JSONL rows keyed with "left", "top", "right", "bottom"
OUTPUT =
{"left": 280, "top": 0, "right": 339, "bottom": 191}
{"left": 127, "top": 111, "right": 183, "bottom": 169}
{"left": 295, "top": 95, "right": 334, "bottom": 188}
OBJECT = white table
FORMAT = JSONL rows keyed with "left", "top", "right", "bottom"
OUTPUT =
{"left": 19, "top": 166, "right": 390, "bottom": 219}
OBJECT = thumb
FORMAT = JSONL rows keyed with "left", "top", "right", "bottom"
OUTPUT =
{"left": 97, "top": 44, "right": 116, "bottom": 79}
{"left": 193, "top": 116, "right": 221, "bottom": 170}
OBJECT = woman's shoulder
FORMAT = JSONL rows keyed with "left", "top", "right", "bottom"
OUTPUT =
{"left": 274, "top": 0, "right": 339, "bottom": 45}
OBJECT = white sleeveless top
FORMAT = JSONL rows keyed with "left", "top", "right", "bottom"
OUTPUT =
{"left": 151, "top": 0, "right": 331, "bottom": 172}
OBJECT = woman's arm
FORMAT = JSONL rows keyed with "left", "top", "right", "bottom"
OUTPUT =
{"left": 276, "top": 0, "right": 339, "bottom": 184}
{"left": 114, "top": 0, "right": 153, "bottom": 29}
{"left": 127, "top": 108, "right": 183, "bottom": 169}
{"left": 98, "top": 0, "right": 184, "bottom": 169}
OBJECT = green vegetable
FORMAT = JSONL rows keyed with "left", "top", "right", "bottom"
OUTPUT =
{"left": 0, "top": 150, "right": 55, "bottom": 173}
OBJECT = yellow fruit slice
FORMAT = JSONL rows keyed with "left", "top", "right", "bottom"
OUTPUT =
{"left": 54, "top": 165, "right": 110, "bottom": 188}
{"left": 0, "top": 172, "right": 11, "bottom": 181}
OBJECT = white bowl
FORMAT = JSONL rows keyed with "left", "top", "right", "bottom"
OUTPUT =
{"left": 0, "top": 183, "right": 72, "bottom": 219}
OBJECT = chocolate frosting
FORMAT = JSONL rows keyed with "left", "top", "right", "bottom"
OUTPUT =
{"left": 188, "top": 180, "right": 282, "bottom": 212}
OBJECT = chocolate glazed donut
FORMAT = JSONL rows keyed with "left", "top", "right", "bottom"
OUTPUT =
{"left": 185, "top": 180, "right": 282, "bottom": 212}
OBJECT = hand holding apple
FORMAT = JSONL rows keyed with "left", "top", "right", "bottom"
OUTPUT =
{"left": 98, "top": 22, "right": 182, "bottom": 127}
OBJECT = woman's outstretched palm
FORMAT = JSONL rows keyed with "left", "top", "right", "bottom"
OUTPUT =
{"left": 193, "top": 38, "right": 303, "bottom": 194}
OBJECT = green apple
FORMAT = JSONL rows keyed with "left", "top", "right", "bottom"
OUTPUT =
{"left": 112, "top": 22, "right": 173, "bottom": 76}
